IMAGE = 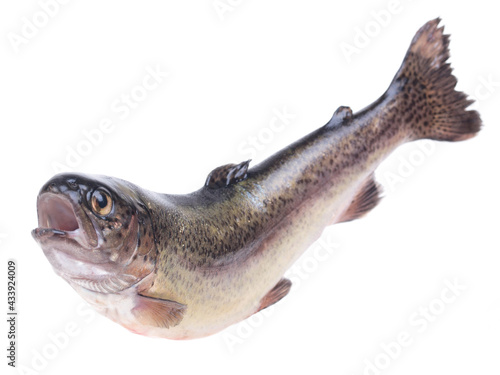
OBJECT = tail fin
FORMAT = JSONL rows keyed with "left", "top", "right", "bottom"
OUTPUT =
{"left": 391, "top": 18, "right": 481, "bottom": 142}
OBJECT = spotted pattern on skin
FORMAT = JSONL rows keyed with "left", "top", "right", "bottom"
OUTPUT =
{"left": 139, "top": 20, "right": 481, "bottom": 339}
{"left": 35, "top": 19, "right": 480, "bottom": 340}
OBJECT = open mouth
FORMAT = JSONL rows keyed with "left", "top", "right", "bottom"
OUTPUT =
{"left": 33, "top": 193, "right": 98, "bottom": 247}
{"left": 38, "top": 194, "right": 79, "bottom": 232}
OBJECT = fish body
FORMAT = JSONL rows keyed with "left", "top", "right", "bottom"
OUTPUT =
{"left": 32, "top": 19, "right": 481, "bottom": 339}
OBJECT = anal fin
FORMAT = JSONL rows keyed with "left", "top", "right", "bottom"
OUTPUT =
{"left": 132, "top": 293, "right": 186, "bottom": 329}
{"left": 338, "top": 174, "right": 382, "bottom": 223}
{"left": 257, "top": 278, "right": 292, "bottom": 312}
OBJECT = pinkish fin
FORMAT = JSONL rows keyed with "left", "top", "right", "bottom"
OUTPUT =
{"left": 338, "top": 174, "right": 381, "bottom": 223}
{"left": 132, "top": 294, "right": 186, "bottom": 329}
{"left": 257, "top": 278, "right": 292, "bottom": 312}
{"left": 392, "top": 18, "right": 481, "bottom": 141}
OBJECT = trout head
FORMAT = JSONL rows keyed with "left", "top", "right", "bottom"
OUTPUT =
{"left": 32, "top": 173, "right": 157, "bottom": 294}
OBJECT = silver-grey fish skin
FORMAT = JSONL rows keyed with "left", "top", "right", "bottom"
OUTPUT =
{"left": 32, "top": 19, "right": 481, "bottom": 339}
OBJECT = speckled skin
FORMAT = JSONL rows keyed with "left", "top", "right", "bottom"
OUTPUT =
{"left": 33, "top": 19, "right": 481, "bottom": 340}
{"left": 134, "top": 20, "right": 480, "bottom": 339}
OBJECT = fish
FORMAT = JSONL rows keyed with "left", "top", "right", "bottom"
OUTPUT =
{"left": 32, "top": 19, "right": 481, "bottom": 340}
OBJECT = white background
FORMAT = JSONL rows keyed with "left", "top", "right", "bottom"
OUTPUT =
{"left": 1, "top": 1, "right": 499, "bottom": 374}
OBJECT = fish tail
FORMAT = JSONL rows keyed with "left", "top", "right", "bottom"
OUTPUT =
{"left": 390, "top": 18, "right": 481, "bottom": 142}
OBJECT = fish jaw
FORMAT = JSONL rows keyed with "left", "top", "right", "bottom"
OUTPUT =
{"left": 33, "top": 223, "right": 134, "bottom": 293}
{"left": 32, "top": 175, "right": 118, "bottom": 259}
{"left": 34, "top": 190, "right": 100, "bottom": 244}
{"left": 32, "top": 173, "right": 155, "bottom": 294}
{"left": 32, "top": 191, "right": 105, "bottom": 276}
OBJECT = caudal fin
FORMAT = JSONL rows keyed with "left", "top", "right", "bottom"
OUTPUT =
{"left": 391, "top": 18, "right": 481, "bottom": 142}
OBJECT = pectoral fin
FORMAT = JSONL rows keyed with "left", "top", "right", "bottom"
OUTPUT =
{"left": 257, "top": 278, "right": 292, "bottom": 312}
{"left": 132, "top": 294, "right": 186, "bottom": 329}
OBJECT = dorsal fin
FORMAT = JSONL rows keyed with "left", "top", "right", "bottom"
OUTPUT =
{"left": 205, "top": 160, "right": 250, "bottom": 189}
{"left": 326, "top": 106, "right": 353, "bottom": 128}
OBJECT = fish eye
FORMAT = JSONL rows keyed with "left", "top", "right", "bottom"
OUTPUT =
{"left": 90, "top": 188, "right": 113, "bottom": 217}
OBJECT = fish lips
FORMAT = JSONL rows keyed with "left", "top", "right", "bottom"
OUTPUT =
{"left": 32, "top": 192, "right": 99, "bottom": 250}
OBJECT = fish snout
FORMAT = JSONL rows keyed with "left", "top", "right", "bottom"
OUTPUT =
{"left": 40, "top": 173, "right": 93, "bottom": 199}
{"left": 35, "top": 173, "right": 100, "bottom": 248}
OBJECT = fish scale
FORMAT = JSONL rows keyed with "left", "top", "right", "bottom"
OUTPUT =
{"left": 32, "top": 19, "right": 481, "bottom": 340}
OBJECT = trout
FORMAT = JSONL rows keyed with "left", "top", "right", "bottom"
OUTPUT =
{"left": 32, "top": 19, "right": 481, "bottom": 339}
